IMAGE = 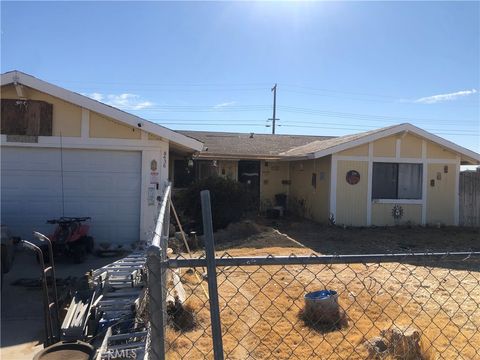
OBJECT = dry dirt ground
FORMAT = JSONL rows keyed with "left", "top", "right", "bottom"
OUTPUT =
{"left": 166, "top": 220, "right": 480, "bottom": 359}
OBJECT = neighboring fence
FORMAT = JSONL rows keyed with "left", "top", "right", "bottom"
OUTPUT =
{"left": 144, "top": 189, "right": 480, "bottom": 360}
{"left": 460, "top": 171, "right": 480, "bottom": 227}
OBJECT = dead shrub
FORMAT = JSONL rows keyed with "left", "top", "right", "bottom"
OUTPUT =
{"left": 167, "top": 297, "right": 198, "bottom": 332}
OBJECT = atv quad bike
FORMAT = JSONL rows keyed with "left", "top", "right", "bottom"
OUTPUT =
{"left": 46, "top": 217, "right": 94, "bottom": 264}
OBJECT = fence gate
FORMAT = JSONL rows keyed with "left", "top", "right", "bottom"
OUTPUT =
{"left": 459, "top": 171, "right": 480, "bottom": 226}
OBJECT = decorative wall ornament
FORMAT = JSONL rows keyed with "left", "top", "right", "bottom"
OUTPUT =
{"left": 392, "top": 205, "right": 404, "bottom": 220}
{"left": 150, "top": 159, "right": 157, "bottom": 171}
{"left": 346, "top": 170, "right": 361, "bottom": 185}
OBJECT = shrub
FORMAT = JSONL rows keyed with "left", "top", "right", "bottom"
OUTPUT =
{"left": 176, "top": 176, "right": 258, "bottom": 232}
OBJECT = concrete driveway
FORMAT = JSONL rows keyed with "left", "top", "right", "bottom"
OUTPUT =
{"left": 1, "top": 247, "right": 123, "bottom": 360}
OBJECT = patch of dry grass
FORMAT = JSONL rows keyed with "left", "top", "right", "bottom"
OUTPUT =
{"left": 166, "top": 250, "right": 479, "bottom": 359}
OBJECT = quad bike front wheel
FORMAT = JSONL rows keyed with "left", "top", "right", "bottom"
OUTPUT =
{"left": 70, "top": 242, "right": 87, "bottom": 264}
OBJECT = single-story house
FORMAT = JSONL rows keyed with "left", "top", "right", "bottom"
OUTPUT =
{"left": 175, "top": 126, "right": 480, "bottom": 226}
{"left": 1, "top": 71, "right": 203, "bottom": 245}
{"left": 172, "top": 130, "right": 330, "bottom": 200}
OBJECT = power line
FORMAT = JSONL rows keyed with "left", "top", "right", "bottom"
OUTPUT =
{"left": 158, "top": 120, "right": 477, "bottom": 136}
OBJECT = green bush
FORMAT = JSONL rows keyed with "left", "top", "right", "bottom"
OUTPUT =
{"left": 176, "top": 176, "right": 258, "bottom": 232}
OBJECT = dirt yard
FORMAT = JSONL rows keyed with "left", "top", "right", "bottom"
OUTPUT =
{"left": 166, "top": 220, "right": 480, "bottom": 359}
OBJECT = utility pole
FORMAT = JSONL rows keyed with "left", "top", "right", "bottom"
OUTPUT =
{"left": 268, "top": 84, "right": 279, "bottom": 134}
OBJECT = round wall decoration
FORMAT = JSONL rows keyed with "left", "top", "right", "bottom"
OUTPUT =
{"left": 346, "top": 170, "right": 360, "bottom": 185}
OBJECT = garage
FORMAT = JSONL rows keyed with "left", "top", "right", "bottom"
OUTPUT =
{"left": 1, "top": 147, "right": 141, "bottom": 245}
{"left": 1, "top": 71, "right": 203, "bottom": 245}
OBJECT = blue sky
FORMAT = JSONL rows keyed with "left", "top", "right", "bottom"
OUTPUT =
{"left": 1, "top": 1, "right": 479, "bottom": 153}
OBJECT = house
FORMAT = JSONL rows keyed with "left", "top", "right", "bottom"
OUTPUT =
{"left": 176, "top": 125, "right": 480, "bottom": 226}
{"left": 0, "top": 71, "right": 203, "bottom": 245}
{"left": 172, "top": 131, "right": 331, "bottom": 206}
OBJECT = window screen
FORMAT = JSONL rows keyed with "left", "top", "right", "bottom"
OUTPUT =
{"left": 398, "top": 163, "right": 422, "bottom": 199}
{"left": 372, "top": 162, "right": 422, "bottom": 200}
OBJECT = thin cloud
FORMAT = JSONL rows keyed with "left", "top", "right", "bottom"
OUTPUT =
{"left": 213, "top": 101, "right": 236, "bottom": 109}
{"left": 83, "top": 92, "right": 154, "bottom": 110}
{"left": 413, "top": 89, "right": 477, "bottom": 104}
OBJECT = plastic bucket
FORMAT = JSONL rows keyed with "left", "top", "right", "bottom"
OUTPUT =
{"left": 304, "top": 290, "right": 339, "bottom": 323}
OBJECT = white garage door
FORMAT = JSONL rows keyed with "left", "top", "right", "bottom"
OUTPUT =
{"left": 1, "top": 147, "right": 141, "bottom": 245}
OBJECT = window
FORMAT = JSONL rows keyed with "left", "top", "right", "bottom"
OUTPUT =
{"left": 372, "top": 163, "right": 422, "bottom": 199}
{"left": 173, "top": 160, "right": 196, "bottom": 188}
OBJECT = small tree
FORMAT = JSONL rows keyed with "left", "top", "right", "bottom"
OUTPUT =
{"left": 176, "top": 176, "right": 257, "bottom": 232}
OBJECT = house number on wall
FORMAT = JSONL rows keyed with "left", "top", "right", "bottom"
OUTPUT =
{"left": 346, "top": 170, "right": 360, "bottom": 185}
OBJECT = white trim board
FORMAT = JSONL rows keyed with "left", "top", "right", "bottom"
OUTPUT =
{"left": 421, "top": 140, "right": 428, "bottom": 225}
{"left": 1, "top": 71, "right": 203, "bottom": 152}
{"left": 329, "top": 155, "right": 338, "bottom": 220}
{"left": 335, "top": 155, "right": 459, "bottom": 164}
{"left": 1, "top": 134, "right": 169, "bottom": 151}
{"left": 372, "top": 199, "right": 423, "bottom": 205}
{"left": 366, "top": 143, "right": 373, "bottom": 226}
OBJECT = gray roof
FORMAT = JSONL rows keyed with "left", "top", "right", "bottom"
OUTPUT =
{"left": 280, "top": 124, "right": 400, "bottom": 157}
{"left": 179, "top": 124, "right": 480, "bottom": 164}
{"left": 178, "top": 130, "right": 334, "bottom": 159}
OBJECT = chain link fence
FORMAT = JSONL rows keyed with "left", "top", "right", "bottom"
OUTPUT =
{"left": 145, "top": 189, "right": 480, "bottom": 360}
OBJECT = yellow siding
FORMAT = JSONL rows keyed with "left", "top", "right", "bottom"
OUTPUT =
{"left": 1, "top": 84, "right": 82, "bottom": 137}
{"left": 371, "top": 203, "right": 422, "bottom": 225}
{"left": 427, "top": 141, "right": 457, "bottom": 159}
{"left": 336, "top": 160, "right": 368, "bottom": 226}
{"left": 373, "top": 136, "right": 396, "bottom": 157}
{"left": 289, "top": 157, "right": 330, "bottom": 223}
{"left": 400, "top": 133, "right": 422, "bottom": 158}
{"left": 338, "top": 144, "right": 369, "bottom": 156}
{"left": 260, "top": 161, "right": 290, "bottom": 208}
{"left": 148, "top": 133, "right": 164, "bottom": 141}
{"left": 218, "top": 160, "right": 238, "bottom": 180}
{"left": 426, "top": 163, "right": 456, "bottom": 225}
{"left": 89, "top": 111, "right": 141, "bottom": 139}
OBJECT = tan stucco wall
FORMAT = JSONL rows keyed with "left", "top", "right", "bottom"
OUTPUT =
{"left": 338, "top": 144, "right": 369, "bottom": 157}
{"left": 400, "top": 133, "right": 423, "bottom": 158}
{"left": 218, "top": 160, "right": 238, "bottom": 180}
{"left": 426, "top": 163, "right": 456, "bottom": 225}
{"left": 371, "top": 203, "right": 422, "bottom": 225}
{"left": 289, "top": 157, "right": 331, "bottom": 223}
{"left": 373, "top": 136, "right": 396, "bottom": 157}
{"left": 1, "top": 84, "right": 82, "bottom": 137}
{"left": 260, "top": 161, "right": 290, "bottom": 208}
{"left": 89, "top": 111, "right": 142, "bottom": 139}
{"left": 427, "top": 141, "right": 457, "bottom": 159}
{"left": 336, "top": 159, "right": 368, "bottom": 226}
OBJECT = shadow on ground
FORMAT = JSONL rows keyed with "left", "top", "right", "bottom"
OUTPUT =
{"left": 265, "top": 217, "right": 480, "bottom": 271}
{"left": 1, "top": 249, "right": 123, "bottom": 359}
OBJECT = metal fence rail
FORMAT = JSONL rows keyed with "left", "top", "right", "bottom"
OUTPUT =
{"left": 145, "top": 184, "right": 171, "bottom": 360}
{"left": 144, "top": 190, "right": 480, "bottom": 360}
{"left": 165, "top": 252, "right": 480, "bottom": 360}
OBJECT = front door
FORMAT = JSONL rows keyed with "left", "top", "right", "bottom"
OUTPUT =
{"left": 238, "top": 160, "right": 260, "bottom": 200}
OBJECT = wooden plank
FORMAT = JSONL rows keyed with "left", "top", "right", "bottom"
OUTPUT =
{"left": 0, "top": 99, "right": 52, "bottom": 136}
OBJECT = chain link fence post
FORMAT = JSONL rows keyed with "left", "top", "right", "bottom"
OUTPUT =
{"left": 201, "top": 190, "right": 225, "bottom": 360}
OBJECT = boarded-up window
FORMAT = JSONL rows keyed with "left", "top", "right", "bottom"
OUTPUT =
{"left": 1, "top": 99, "right": 53, "bottom": 136}
{"left": 372, "top": 162, "right": 422, "bottom": 199}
